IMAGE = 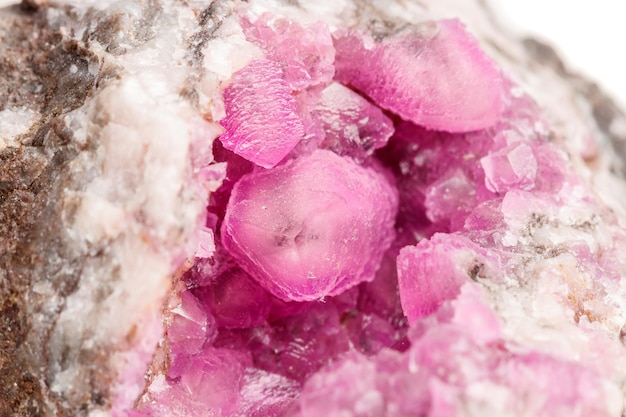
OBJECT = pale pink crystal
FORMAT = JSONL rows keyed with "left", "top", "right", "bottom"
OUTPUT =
{"left": 141, "top": 349, "right": 249, "bottom": 417}
{"left": 397, "top": 233, "right": 491, "bottom": 323}
{"left": 334, "top": 19, "right": 503, "bottom": 132}
{"left": 221, "top": 150, "right": 398, "bottom": 301}
{"left": 294, "top": 285, "right": 615, "bottom": 417}
{"left": 236, "top": 368, "right": 300, "bottom": 417}
{"left": 241, "top": 13, "right": 335, "bottom": 90}
{"left": 424, "top": 169, "right": 476, "bottom": 225}
{"left": 481, "top": 142, "right": 537, "bottom": 192}
{"left": 219, "top": 59, "right": 305, "bottom": 168}
{"left": 167, "top": 291, "right": 216, "bottom": 359}
{"left": 315, "top": 82, "right": 394, "bottom": 159}
{"left": 297, "top": 352, "right": 383, "bottom": 417}
{"left": 195, "top": 226, "right": 216, "bottom": 259}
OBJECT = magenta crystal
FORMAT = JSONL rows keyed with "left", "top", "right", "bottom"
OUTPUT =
{"left": 123, "top": 8, "right": 625, "bottom": 417}
{"left": 251, "top": 301, "right": 352, "bottom": 382}
{"left": 221, "top": 149, "right": 398, "bottom": 301}
{"left": 196, "top": 267, "right": 270, "bottom": 329}
{"left": 334, "top": 19, "right": 503, "bottom": 132}
{"left": 219, "top": 59, "right": 305, "bottom": 168}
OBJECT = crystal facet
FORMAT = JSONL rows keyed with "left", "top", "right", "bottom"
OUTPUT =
{"left": 334, "top": 20, "right": 504, "bottom": 132}
{"left": 221, "top": 150, "right": 398, "bottom": 301}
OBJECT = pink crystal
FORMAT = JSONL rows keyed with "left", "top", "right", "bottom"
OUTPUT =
{"left": 167, "top": 291, "right": 215, "bottom": 359}
{"left": 377, "top": 121, "right": 493, "bottom": 235}
{"left": 314, "top": 82, "right": 394, "bottom": 159}
{"left": 294, "top": 286, "right": 615, "bottom": 417}
{"left": 251, "top": 301, "right": 352, "bottom": 382}
{"left": 195, "top": 267, "right": 270, "bottom": 329}
{"left": 297, "top": 352, "right": 383, "bottom": 417}
{"left": 132, "top": 11, "right": 624, "bottom": 417}
{"left": 343, "top": 312, "right": 399, "bottom": 355}
{"left": 219, "top": 59, "right": 305, "bottom": 168}
{"left": 221, "top": 149, "right": 398, "bottom": 301}
{"left": 141, "top": 349, "right": 249, "bottom": 417}
{"left": 424, "top": 168, "right": 476, "bottom": 225}
{"left": 397, "top": 233, "right": 490, "bottom": 323}
{"left": 241, "top": 13, "right": 335, "bottom": 90}
{"left": 334, "top": 19, "right": 503, "bottom": 132}
{"left": 237, "top": 368, "right": 300, "bottom": 417}
{"left": 481, "top": 142, "right": 537, "bottom": 192}
{"left": 359, "top": 252, "right": 407, "bottom": 320}
{"left": 195, "top": 226, "right": 216, "bottom": 259}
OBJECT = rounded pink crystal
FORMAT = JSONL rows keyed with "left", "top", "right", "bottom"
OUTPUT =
{"left": 334, "top": 19, "right": 503, "bottom": 132}
{"left": 221, "top": 150, "right": 398, "bottom": 301}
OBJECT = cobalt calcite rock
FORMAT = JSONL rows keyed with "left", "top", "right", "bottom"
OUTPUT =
{"left": 2, "top": 0, "right": 626, "bottom": 416}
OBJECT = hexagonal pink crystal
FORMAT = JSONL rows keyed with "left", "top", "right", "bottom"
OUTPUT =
{"left": 221, "top": 150, "right": 398, "bottom": 301}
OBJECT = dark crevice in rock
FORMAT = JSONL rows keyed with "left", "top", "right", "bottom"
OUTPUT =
{"left": 522, "top": 37, "right": 567, "bottom": 74}
{"left": 577, "top": 80, "right": 626, "bottom": 169}
{"left": 20, "top": 0, "right": 48, "bottom": 12}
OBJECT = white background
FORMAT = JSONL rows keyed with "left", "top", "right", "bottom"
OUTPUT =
{"left": 1, "top": 0, "right": 625, "bottom": 106}
{"left": 488, "top": 0, "right": 626, "bottom": 107}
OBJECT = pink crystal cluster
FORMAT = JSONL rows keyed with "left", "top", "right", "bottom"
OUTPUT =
{"left": 137, "top": 12, "right": 620, "bottom": 417}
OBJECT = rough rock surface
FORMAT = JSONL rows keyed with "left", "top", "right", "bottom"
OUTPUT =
{"left": 1, "top": 0, "right": 626, "bottom": 416}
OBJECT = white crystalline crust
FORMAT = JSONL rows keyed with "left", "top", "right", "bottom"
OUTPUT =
{"left": 0, "top": 107, "right": 38, "bottom": 151}
{"left": 53, "top": 5, "right": 231, "bottom": 414}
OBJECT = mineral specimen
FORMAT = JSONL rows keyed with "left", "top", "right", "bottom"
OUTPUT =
{"left": 3, "top": 0, "right": 626, "bottom": 417}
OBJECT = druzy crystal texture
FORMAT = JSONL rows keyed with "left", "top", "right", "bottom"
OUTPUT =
{"left": 3, "top": 0, "right": 626, "bottom": 416}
